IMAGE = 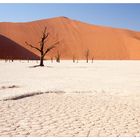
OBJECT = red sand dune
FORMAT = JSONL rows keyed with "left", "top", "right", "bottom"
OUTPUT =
{"left": 0, "top": 16, "right": 140, "bottom": 60}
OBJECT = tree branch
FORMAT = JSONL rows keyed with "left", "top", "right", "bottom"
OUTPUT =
{"left": 38, "top": 33, "right": 49, "bottom": 44}
{"left": 43, "top": 26, "right": 47, "bottom": 35}
{"left": 25, "top": 41, "right": 41, "bottom": 52}
{"left": 43, "top": 41, "right": 59, "bottom": 57}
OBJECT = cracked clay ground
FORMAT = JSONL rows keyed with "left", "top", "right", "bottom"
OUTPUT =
{"left": 1, "top": 92, "right": 140, "bottom": 136}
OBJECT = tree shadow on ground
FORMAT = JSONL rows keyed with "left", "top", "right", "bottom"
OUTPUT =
{"left": 28, "top": 65, "right": 53, "bottom": 68}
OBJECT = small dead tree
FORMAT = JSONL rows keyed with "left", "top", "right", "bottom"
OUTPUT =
{"left": 55, "top": 51, "right": 61, "bottom": 63}
{"left": 25, "top": 27, "right": 59, "bottom": 66}
{"left": 85, "top": 49, "right": 90, "bottom": 63}
{"left": 91, "top": 56, "right": 94, "bottom": 63}
{"left": 76, "top": 58, "right": 79, "bottom": 63}
{"left": 5, "top": 56, "right": 8, "bottom": 63}
{"left": 72, "top": 55, "right": 76, "bottom": 63}
{"left": 51, "top": 57, "right": 53, "bottom": 63}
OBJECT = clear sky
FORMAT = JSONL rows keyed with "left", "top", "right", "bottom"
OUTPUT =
{"left": 0, "top": 3, "right": 140, "bottom": 31}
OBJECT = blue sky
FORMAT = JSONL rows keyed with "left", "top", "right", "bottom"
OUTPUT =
{"left": 0, "top": 3, "right": 140, "bottom": 31}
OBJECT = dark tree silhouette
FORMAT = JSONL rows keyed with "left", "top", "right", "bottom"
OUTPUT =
{"left": 91, "top": 56, "right": 94, "bottom": 63}
{"left": 72, "top": 55, "right": 76, "bottom": 63}
{"left": 76, "top": 58, "right": 79, "bottom": 63}
{"left": 55, "top": 51, "right": 61, "bottom": 63}
{"left": 85, "top": 49, "right": 90, "bottom": 63}
{"left": 51, "top": 57, "right": 53, "bottom": 63}
{"left": 25, "top": 27, "right": 59, "bottom": 66}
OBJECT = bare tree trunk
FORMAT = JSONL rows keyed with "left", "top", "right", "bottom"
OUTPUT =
{"left": 51, "top": 57, "right": 53, "bottom": 63}
{"left": 86, "top": 58, "right": 88, "bottom": 63}
{"left": 85, "top": 49, "right": 89, "bottom": 63}
{"left": 73, "top": 56, "right": 75, "bottom": 63}
{"left": 40, "top": 54, "right": 44, "bottom": 66}
{"left": 91, "top": 57, "right": 94, "bottom": 63}
{"left": 77, "top": 59, "right": 78, "bottom": 63}
{"left": 55, "top": 51, "right": 61, "bottom": 63}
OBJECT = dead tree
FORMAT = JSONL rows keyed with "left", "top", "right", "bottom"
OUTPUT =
{"left": 51, "top": 57, "right": 53, "bottom": 63}
{"left": 85, "top": 49, "right": 90, "bottom": 63}
{"left": 76, "top": 58, "right": 79, "bottom": 63}
{"left": 55, "top": 51, "right": 61, "bottom": 63}
{"left": 91, "top": 56, "right": 94, "bottom": 63}
{"left": 72, "top": 55, "right": 76, "bottom": 63}
{"left": 77, "top": 60, "right": 78, "bottom": 63}
{"left": 25, "top": 27, "right": 59, "bottom": 66}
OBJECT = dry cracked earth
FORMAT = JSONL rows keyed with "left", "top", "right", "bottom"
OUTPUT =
{"left": 0, "top": 92, "right": 140, "bottom": 137}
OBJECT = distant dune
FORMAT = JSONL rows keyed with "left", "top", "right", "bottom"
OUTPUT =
{"left": 0, "top": 16, "right": 140, "bottom": 60}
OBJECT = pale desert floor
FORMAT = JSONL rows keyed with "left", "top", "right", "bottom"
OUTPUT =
{"left": 0, "top": 60, "right": 140, "bottom": 136}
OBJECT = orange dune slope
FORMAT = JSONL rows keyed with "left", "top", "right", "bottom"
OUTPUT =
{"left": 0, "top": 16, "right": 140, "bottom": 60}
